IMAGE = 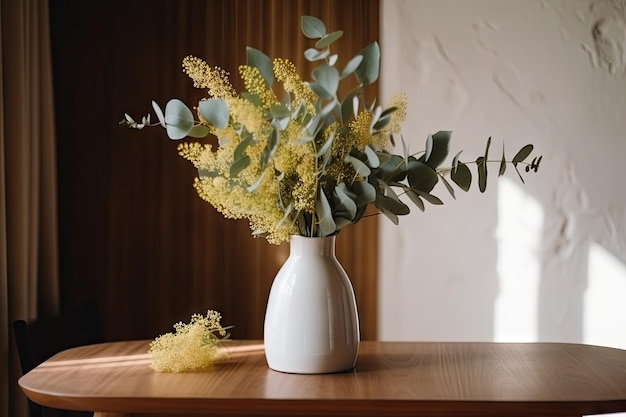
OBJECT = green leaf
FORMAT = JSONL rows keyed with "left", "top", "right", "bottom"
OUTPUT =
{"left": 346, "top": 155, "right": 371, "bottom": 177}
{"left": 293, "top": 135, "right": 314, "bottom": 145}
{"left": 513, "top": 165, "right": 526, "bottom": 184}
{"left": 341, "top": 55, "right": 363, "bottom": 79}
{"left": 350, "top": 181, "right": 376, "bottom": 206}
{"left": 451, "top": 162, "right": 472, "bottom": 191}
{"left": 164, "top": 99, "right": 194, "bottom": 140}
{"left": 270, "top": 104, "right": 292, "bottom": 120}
{"left": 380, "top": 208, "right": 399, "bottom": 225}
{"left": 372, "top": 113, "right": 392, "bottom": 130}
{"left": 484, "top": 136, "right": 492, "bottom": 161}
{"left": 401, "top": 134, "right": 409, "bottom": 160}
{"left": 476, "top": 156, "right": 487, "bottom": 193}
{"left": 260, "top": 128, "right": 279, "bottom": 169}
{"left": 364, "top": 145, "right": 380, "bottom": 168}
{"left": 304, "top": 48, "right": 330, "bottom": 62}
{"left": 187, "top": 124, "right": 210, "bottom": 138}
{"left": 425, "top": 134, "right": 433, "bottom": 162}
{"left": 373, "top": 106, "right": 397, "bottom": 131}
{"left": 308, "top": 82, "right": 332, "bottom": 100}
{"left": 340, "top": 91, "right": 357, "bottom": 124}
{"left": 406, "top": 190, "right": 425, "bottom": 212}
{"left": 530, "top": 155, "right": 542, "bottom": 172}
{"left": 246, "top": 47, "right": 274, "bottom": 87}
{"left": 241, "top": 92, "right": 263, "bottom": 107}
{"left": 439, "top": 175, "right": 456, "bottom": 199}
{"left": 378, "top": 154, "right": 408, "bottom": 182}
{"left": 452, "top": 150, "right": 463, "bottom": 171}
{"left": 512, "top": 144, "right": 534, "bottom": 166}
{"left": 376, "top": 151, "right": 392, "bottom": 167}
{"left": 301, "top": 15, "right": 326, "bottom": 39}
{"left": 247, "top": 171, "right": 266, "bottom": 192}
{"left": 423, "top": 131, "right": 451, "bottom": 168}
{"left": 407, "top": 159, "right": 438, "bottom": 193}
{"left": 319, "top": 100, "right": 336, "bottom": 117}
{"left": 317, "top": 132, "right": 334, "bottom": 157}
{"left": 234, "top": 130, "right": 253, "bottom": 160}
{"left": 198, "top": 99, "right": 229, "bottom": 129}
{"left": 315, "top": 189, "right": 336, "bottom": 236}
{"left": 151, "top": 100, "right": 165, "bottom": 127}
{"left": 312, "top": 64, "right": 340, "bottom": 99}
{"left": 499, "top": 143, "right": 507, "bottom": 177}
{"left": 415, "top": 190, "right": 443, "bottom": 205}
{"left": 333, "top": 183, "right": 357, "bottom": 220}
{"left": 376, "top": 194, "right": 410, "bottom": 216}
{"left": 276, "top": 202, "right": 293, "bottom": 229}
{"left": 198, "top": 168, "right": 218, "bottom": 179}
{"left": 230, "top": 155, "right": 250, "bottom": 178}
{"left": 316, "top": 30, "right": 343, "bottom": 49}
{"left": 354, "top": 42, "right": 380, "bottom": 85}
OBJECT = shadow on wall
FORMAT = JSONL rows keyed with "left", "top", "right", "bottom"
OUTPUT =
{"left": 494, "top": 177, "right": 626, "bottom": 349}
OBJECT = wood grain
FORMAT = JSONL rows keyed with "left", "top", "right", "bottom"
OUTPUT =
{"left": 18, "top": 340, "right": 626, "bottom": 417}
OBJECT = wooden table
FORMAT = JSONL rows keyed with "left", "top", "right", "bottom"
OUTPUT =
{"left": 19, "top": 340, "right": 626, "bottom": 417}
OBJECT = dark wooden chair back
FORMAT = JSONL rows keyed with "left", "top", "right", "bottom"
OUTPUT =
{"left": 13, "top": 304, "right": 103, "bottom": 417}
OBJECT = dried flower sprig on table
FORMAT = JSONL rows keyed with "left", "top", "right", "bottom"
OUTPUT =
{"left": 122, "top": 15, "right": 542, "bottom": 244}
{"left": 149, "top": 310, "right": 230, "bottom": 373}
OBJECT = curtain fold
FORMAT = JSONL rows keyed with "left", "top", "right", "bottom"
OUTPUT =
{"left": 1, "top": 1, "right": 59, "bottom": 416}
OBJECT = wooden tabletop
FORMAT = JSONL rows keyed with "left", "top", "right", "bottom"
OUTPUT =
{"left": 19, "top": 340, "right": 626, "bottom": 417}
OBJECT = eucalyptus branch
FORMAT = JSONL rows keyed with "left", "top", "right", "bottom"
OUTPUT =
{"left": 120, "top": 15, "right": 542, "bottom": 244}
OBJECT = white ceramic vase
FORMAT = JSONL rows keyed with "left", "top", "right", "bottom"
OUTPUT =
{"left": 263, "top": 235, "right": 360, "bottom": 374}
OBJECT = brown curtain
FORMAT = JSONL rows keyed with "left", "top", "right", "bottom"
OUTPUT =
{"left": 1, "top": 0, "right": 59, "bottom": 416}
{"left": 51, "top": 0, "right": 379, "bottom": 346}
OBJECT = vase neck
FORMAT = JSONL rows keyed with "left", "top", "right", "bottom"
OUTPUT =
{"left": 289, "top": 235, "right": 336, "bottom": 257}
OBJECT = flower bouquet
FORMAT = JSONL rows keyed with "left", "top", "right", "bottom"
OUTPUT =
{"left": 122, "top": 15, "right": 541, "bottom": 374}
{"left": 122, "top": 15, "right": 541, "bottom": 245}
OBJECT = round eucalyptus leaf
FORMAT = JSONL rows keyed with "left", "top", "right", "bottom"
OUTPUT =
{"left": 164, "top": 99, "right": 194, "bottom": 140}
{"left": 312, "top": 64, "right": 339, "bottom": 99}
{"left": 301, "top": 15, "right": 327, "bottom": 39}
{"left": 422, "top": 131, "right": 451, "bottom": 168}
{"left": 407, "top": 160, "right": 438, "bottom": 192}
{"left": 450, "top": 162, "right": 472, "bottom": 191}
{"left": 198, "top": 99, "right": 229, "bottom": 129}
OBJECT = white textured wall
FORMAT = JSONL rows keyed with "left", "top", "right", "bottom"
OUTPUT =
{"left": 379, "top": 0, "right": 626, "bottom": 347}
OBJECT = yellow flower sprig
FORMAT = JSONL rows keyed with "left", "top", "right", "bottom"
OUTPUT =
{"left": 149, "top": 310, "right": 230, "bottom": 373}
